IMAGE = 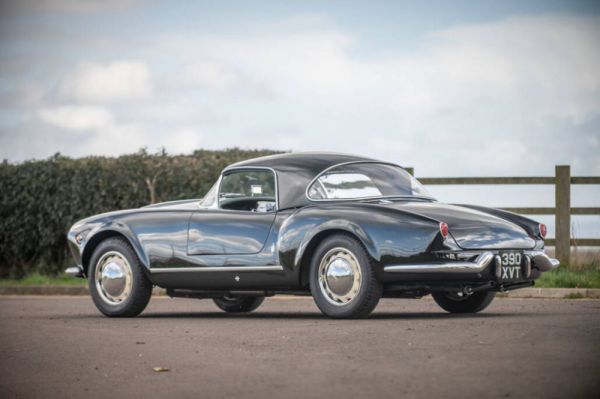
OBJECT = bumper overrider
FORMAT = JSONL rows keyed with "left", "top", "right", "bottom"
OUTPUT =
{"left": 384, "top": 251, "right": 559, "bottom": 276}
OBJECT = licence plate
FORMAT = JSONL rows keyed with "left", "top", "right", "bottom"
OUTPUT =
{"left": 498, "top": 252, "right": 523, "bottom": 281}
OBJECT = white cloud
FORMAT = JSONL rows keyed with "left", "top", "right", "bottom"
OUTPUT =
{"left": 0, "top": 0, "right": 145, "bottom": 15}
{"left": 173, "top": 61, "right": 274, "bottom": 98}
{"left": 58, "top": 61, "right": 152, "bottom": 103}
{"left": 177, "top": 62, "right": 240, "bottom": 93}
{"left": 38, "top": 105, "right": 113, "bottom": 130}
{"left": 81, "top": 122, "right": 147, "bottom": 155}
{"left": 2, "top": 13, "right": 599, "bottom": 178}
{"left": 156, "top": 14, "right": 599, "bottom": 175}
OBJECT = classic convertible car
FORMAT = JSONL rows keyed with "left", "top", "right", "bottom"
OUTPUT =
{"left": 66, "top": 152, "right": 559, "bottom": 318}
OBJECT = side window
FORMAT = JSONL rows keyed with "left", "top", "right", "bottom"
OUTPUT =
{"left": 219, "top": 169, "right": 277, "bottom": 212}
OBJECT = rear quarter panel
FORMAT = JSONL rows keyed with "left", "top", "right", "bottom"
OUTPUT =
{"left": 277, "top": 203, "right": 442, "bottom": 270}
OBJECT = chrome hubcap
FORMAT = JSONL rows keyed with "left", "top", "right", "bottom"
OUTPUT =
{"left": 318, "top": 247, "right": 362, "bottom": 306}
{"left": 95, "top": 251, "right": 133, "bottom": 305}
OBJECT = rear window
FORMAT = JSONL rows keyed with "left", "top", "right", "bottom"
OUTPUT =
{"left": 307, "top": 162, "right": 433, "bottom": 200}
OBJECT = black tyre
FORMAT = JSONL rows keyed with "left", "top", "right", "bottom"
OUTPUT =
{"left": 213, "top": 296, "right": 265, "bottom": 313}
{"left": 432, "top": 291, "right": 496, "bottom": 313}
{"left": 309, "top": 234, "right": 382, "bottom": 318}
{"left": 88, "top": 237, "right": 153, "bottom": 317}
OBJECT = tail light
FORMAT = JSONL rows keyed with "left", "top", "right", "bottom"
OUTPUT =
{"left": 539, "top": 223, "right": 547, "bottom": 238}
{"left": 439, "top": 222, "right": 449, "bottom": 238}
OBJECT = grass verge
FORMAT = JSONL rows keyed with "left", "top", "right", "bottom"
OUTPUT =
{"left": 0, "top": 272, "right": 86, "bottom": 286}
{"left": 534, "top": 268, "right": 600, "bottom": 288}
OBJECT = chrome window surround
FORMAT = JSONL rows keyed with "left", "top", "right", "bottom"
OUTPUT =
{"left": 198, "top": 176, "right": 221, "bottom": 209}
{"left": 305, "top": 161, "right": 435, "bottom": 203}
{"left": 213, "top": 166, "right": 279, "bottom": 213}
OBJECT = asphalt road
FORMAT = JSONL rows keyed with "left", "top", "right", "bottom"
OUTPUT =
{"left": 0, "top": 296, "right": 598, "bottom": 399}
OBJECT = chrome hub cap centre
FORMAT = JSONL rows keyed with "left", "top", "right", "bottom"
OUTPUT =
{"left": 95, "top": 251, "right": 133, "bottom": 305}
{"left": 318, "top": 247, "right": 362, "bottom": 306}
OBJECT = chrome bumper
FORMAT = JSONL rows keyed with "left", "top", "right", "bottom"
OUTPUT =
{"left": 530, "top": 252, "right": 560, "bottom": 272}
{"left": 65, "top": 266, "right": 84, "bottom": 278}
{"left": 383, "top": 251, "right": 559, "bottom": 274}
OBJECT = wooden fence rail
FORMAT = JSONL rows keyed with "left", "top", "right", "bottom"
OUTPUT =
{"left": 408, "top": 165, "right": 600, "bottom": 265}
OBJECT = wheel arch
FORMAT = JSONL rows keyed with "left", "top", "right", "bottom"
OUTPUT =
{"left": 81, "top": 229, "right": 149, "bottom": 276}
{"left": 297, "top": 228, "right": 377, "bottom": 287}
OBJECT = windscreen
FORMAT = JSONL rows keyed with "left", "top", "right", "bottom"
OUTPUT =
{"left": 307, "top": 163, "right": 434, "bottom": 200}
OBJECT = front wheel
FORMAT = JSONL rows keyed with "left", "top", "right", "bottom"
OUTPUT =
{"left": 432, "top": 291, "right": 496, "bottom": 313}
{"left": 88, "top": 237, "right": 153, "bottom": 317}
{"left": 309, "top": 234, "right": 382, "bottom": 319}
{"left": 213, "top": 296, "right": 265, "bottom": 313}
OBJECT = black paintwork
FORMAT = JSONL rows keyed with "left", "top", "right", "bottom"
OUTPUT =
{"left": 67, "top": 152, "right": 545, "bottom": 294}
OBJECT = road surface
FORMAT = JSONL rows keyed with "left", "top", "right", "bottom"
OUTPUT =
{"left": 0, "top": 296, "right": 598, "bottom": 398}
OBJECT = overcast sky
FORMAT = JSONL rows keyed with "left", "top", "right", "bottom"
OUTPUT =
{"left": 0, "top": 0, "right": 599, "bottom": 236}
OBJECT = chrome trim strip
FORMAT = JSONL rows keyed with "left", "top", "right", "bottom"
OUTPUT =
{"left": 384, "top": 252, "right": 495, "bottom": 274}
{"left": 150, "top": 265, "right": 284, "bottom": 274}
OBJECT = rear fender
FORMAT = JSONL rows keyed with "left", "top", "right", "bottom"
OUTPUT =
{"left": 277, "top": 205, "right": 441, "bottom": 269}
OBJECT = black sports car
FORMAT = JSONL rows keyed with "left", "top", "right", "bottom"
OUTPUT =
{"left": 66, "top": 152, "right": 559, "bottom": 318}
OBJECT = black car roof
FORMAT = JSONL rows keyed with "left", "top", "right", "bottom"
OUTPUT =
{"left": 224, "top": 152, "right": 385, "bottom": 210}
{"left": 225, "top": 152, "right": 376, "bottom": 174}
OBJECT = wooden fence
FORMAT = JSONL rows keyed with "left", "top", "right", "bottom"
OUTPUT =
{"left": 407, "top": 165, "right": 600, "bottom": 265}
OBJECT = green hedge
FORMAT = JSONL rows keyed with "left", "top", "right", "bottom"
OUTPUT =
{"left": 0, "top": 148, "right": 280, "bottom": 278}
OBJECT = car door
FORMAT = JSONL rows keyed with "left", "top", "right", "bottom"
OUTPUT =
{"left": 187, "top": 168, "right": 277, "bottom": 256}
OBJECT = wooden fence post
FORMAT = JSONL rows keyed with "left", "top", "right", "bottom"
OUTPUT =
{"left": 555, "top": 165, "right": 571, "bottom": 265}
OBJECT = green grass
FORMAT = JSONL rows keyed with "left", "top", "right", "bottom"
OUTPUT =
{"left": 534, "top": 268, "right": 600, "bottom": 288}
{"left": 0, "top": 272, "right": 86, "bottom": 286}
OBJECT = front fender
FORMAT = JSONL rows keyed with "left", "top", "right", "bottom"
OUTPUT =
{"left": 73, "top": 220, "right": 150, "bottom": 273}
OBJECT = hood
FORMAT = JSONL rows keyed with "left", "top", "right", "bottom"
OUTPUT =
{"left": 71, "top": 199, "right": 200, "bottom": 230}
{"left": 142, "top": 198, "right": 201, "bottom": 210}
{"left": 377, "top": 201, "right": 536, "bottom": 250}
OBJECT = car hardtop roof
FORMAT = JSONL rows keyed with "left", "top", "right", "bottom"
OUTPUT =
{"left": 223, "top": 152, "right": 405, "bottom": 210}
{"left": 225, "top": 151, "right": 380, "bottom": 174}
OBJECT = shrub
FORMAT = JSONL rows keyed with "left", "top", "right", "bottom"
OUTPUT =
{"left": 0, "top": 148, "right": 281, "bottom": 277}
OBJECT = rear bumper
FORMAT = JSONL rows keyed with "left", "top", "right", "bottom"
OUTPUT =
{"left": 383, "top": 251, "right": 559, "bottom": 275}
{"left": 530, "top": 252, "right": 560, "bottom": 272}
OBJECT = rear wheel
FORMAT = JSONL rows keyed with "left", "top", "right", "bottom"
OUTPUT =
{"left": 88, "top": 237, "right": 153, "bottom": 317}
{"left": 309, "top": 234, "right": 382, "bottom": 318}
{"left": 213, "top": 296, "right": 264, "bottom": 313}
{"left": 432, "top": 291, "right": 496, "bottom": 313}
